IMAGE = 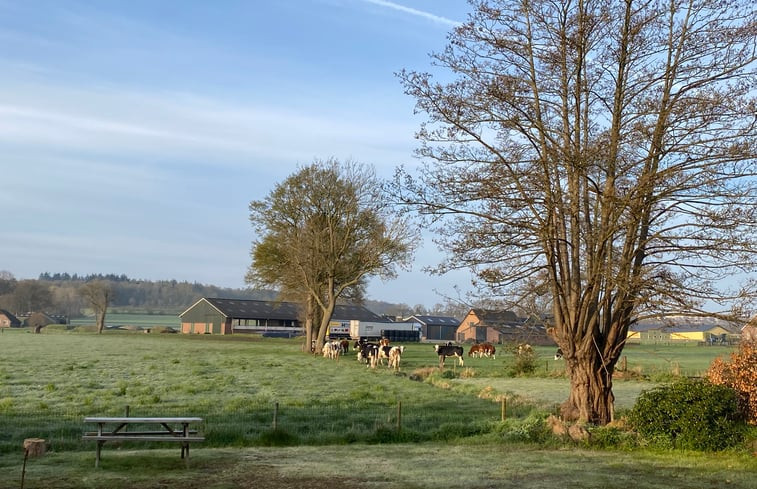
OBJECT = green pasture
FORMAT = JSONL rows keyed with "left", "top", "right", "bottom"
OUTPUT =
{"left": 69, "top": 312, "right": 180, "bottom": 330}
{"left": 0, "top": 328, "right": 754, "bottom": 488}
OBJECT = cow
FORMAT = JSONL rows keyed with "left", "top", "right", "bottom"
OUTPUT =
{"left": 480, "top": 342, "right": 496, "bottom": 359}
{"left": 356, "top": 342, "right": 379, "bottom": 366}
{"left": 468, "top": 343, "right": 484, "bottom": 358}
{"left": 387, "top": 345, "right": 405, "bottom": 370}
{"left": 554, "top": 348, "right": 564, "bottom": 360}
{"left": 435, "top": 344, "right": 464, "bottom": 368}
{"left": 339, "top": 339, "right": 350, "bottom": 354}
{"left": 322, "top": 341, "right": 342, "bottom": 360}
{"left": 376, "top": 344, "right": 393, "bottom": 366}
{"left": 469, "top": 342, "right": 496, "bottom": 359}
{"left": 360, "top": 343, "right": 380, "bottom": 368}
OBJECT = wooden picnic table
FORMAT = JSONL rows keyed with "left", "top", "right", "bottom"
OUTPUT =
{"left": 82, "top": 417, "right": 204, "bottom": 467}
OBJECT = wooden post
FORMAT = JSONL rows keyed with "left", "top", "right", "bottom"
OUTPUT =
{"left": 396, "top": 401, "right": 402, "bottom": 433}
{"left": 273, "top": 402, "right": 279, "bottom": 430}
{"left": 23, "top": 438, "right": 46, "bottom": 457}
{"left": 501, "top": 398, "right": 507, "bottom": 422}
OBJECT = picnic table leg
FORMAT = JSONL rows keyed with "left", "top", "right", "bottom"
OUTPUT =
{"left": 95, "top": 441, "right": 103, "bottom": 468}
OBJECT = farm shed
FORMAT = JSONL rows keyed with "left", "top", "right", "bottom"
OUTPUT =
{"left": 0, "top": 309, "right": 21, "bottom": 328}
{"left": 456, "top": 308, "right": 553, "bottom": 345}
{"left": 628, "top": 318, "right": 739, "bottom": 345}
{"left": 403, "top": 315, "right": 460, "bottom": 341}
{"left": 179, "top": 298, "right": 385, "bottom": 335}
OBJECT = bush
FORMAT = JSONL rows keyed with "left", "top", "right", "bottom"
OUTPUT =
{"left": 707, "top": 340, "right": 757, "bottom": 425}
{"left": 629, "top": 378, "right": 745, "bottom": 451}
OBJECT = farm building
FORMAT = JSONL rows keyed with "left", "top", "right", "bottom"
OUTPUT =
{"left": 0, "top": 309, "right": 21, "bottom": 328}
{"left": 179, "top": 298, "right": 385, "bottom": 335}
{"left": 456, "top": 308, "right": 552, "bottom": 345}
{"left": 402, "top": 315, "right": 460, "bottom": 341}
{"left": 627, "top": 318, "right": 740, "bottom": 345}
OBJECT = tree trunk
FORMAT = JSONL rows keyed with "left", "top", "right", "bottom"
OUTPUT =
{"left": 560, "top": 351, "right": 615, "bottom": 424}
{"left": 96, "top": 311, "right": 106, "bottom": 334}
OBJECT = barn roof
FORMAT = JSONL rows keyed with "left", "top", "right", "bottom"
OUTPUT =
{"left": 470, "top": 308, "right": 521, "bottom": 325}
{"left": 180, "top": 298, "right": 384, "bottom": 322}
{"left": 0, "top": 309, "right": 21, "bottom": 325}
{"left": 630, "top": 319, "right": 739, "bottom": 334}
{"left": 404, "top": 315, "right": 460, "bottom": 327}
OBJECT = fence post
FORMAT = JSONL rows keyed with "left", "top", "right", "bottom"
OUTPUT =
{"left": 501, "top": 397, "right": 507, "bottom": 422}
{"left": 273, "top": 402, "right": 279, "bottom": 430}
{"left": 397, "top": 401, "right": 402, "bottom": 433}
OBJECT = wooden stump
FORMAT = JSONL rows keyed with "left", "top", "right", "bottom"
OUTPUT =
{"left": 23, "top": 438, "right": 46, "bottom": 457}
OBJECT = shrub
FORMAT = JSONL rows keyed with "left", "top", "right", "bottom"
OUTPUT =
{"left": 707, "top": 340, "right": 757, "bottom": 425}
{"left": 629, "top": 378, "right": 745, "bottom": 451}
{"left": 500, "top": 413, "right": 551, "bottom": 443}
{"left": 507, "top": 349, "right": 538, "bottom": 376}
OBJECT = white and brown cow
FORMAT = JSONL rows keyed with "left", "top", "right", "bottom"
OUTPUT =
{"left": 387, "top": 345, "right": 405, "bottom": 370}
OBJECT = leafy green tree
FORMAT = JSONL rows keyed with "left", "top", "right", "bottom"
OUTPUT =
{"left": 247, "top": 159, "right": 417, "bottom": 351}
{"left": 397, "top": 0, "right": 757, "bottom": 423}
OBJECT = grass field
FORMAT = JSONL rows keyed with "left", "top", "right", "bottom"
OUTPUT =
{"left": 0, "top": 328, "right": 754, "bottom": 488}
{"left": 69, "top": 312, "right": 181, "bottom": 329}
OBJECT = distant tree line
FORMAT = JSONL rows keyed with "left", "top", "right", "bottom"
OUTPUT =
{"left": 0, "top": 270, "right": 468, "bottom": 320}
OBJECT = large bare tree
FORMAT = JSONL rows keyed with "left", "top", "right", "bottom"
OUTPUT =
{"left": 79, "top": 280, "right": 113, "bottom": 334}
{"left": 397, "top": 0, "right": 757, "bottom": 424}
{"left": 247, "top": 159, "right": 417, "bottom": 351}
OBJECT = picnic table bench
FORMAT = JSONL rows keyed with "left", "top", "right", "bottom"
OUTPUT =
{"left": 82, "top": 417, "right": 204, "bottom": 467}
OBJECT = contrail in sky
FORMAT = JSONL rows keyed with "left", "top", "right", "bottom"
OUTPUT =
{"left": 361, "top": 0, "right": 460, "bottom": 27}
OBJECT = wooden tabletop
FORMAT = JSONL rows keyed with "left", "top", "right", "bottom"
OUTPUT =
{"left": 84, "top": 417, "right": 203, "bottom": 423}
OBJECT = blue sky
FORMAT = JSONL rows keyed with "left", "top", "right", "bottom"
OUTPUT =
{"left": 0, "top": 0, "right": 474, "bottom": 308}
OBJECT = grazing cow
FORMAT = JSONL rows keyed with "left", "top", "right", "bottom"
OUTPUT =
{"left": 469, "top": 342, "right": 496, "bottom": 359}
{"left": 387, "top": 345, "right": 405, "bottom": 370}
{"left": 554, "top": 348, "right": 564, "bottom": 360}
{"left": 468, "top": 343, "right": 484, "bottom": 358}
{"left": 435, "top": 344, "right": 464, "bottom": 367}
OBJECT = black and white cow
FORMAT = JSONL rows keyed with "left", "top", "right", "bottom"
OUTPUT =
{"left": 435, "top": 344, "right": 464, "bottom": 367}
{"left": 554, "top": 348, "right": 564, "bottom": 360}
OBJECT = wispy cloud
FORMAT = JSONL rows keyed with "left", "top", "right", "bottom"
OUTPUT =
{"left": 360, "top": 0, "right": 460, "bottom": 27}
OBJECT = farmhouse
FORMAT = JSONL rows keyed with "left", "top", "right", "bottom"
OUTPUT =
{"left": 179, "top": 298, "right": 385, "bottom": 335}
{"left": 402, "top": 315, "right": 460, "bottom": 341}
{"left": 0, "top": 309, "right": 21, "bottom": 328}
{"left": 627, "top": 318, "right": 740, "bottom": 345}
{"left": 456, "top": 308, "right": 552, "bottom": 345}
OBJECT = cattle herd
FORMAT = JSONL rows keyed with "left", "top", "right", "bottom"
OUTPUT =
{"left": 319, "top": 338, "right": 499, "bottom": 370}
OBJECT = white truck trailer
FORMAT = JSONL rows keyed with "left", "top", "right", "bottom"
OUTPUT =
{"left": 349, "top": 320, "right": 421, "bottom": 341}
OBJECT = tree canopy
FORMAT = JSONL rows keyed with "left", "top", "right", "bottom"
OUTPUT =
{"left": 397, "top": 0, "right": 756, "bottom": 423}
{"left": 247, "top": 159, "right": 417, "bottom": 350}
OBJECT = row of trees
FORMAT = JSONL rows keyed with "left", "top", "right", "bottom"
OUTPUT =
{"left": 248, "top": 0, "right": 756, "bottom": 426}
{"left": 0, "top": 270, "right": 468, "bottom": 325}
{"left": 0, "top": 272, "right": 266, "bottom": 317}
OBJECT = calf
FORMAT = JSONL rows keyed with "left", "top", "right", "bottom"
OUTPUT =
{"left": 356, "top": 342, "right": 379, "bottom": 366}
{"left": 387, "top": 345, "right": 405, "bottom": 370}
{"left": 322, "top": 341, "right": 341, "bottom": 360}
{"left": 435, "top": 344, "right": 464, "bottom": 367}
